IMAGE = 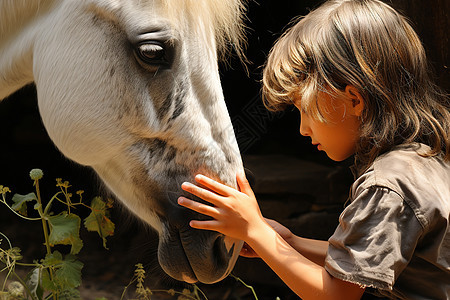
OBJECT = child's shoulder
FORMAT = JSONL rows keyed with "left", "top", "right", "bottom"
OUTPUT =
{"left": 353, "top": 143, "right": 450, "bottom": 227}
{"left": 372, "top": 143, "right": 448, "bottom": 185}
{"left": 358, "top": 143, "right": 448, "bottom": 187}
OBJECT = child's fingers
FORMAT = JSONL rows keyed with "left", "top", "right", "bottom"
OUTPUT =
{"left": 181, "top": 182, "right": 224, "bottom": 205}
{"left": 236, "top": 172, "right": 253, "bottom": 196}
{"left": 178, "top": 197, "right": 220, "bottom": 218}
{"left": 189, "top": 219, "right": 220, "bottom": 231}
{"left": 194, "top": 174, "right": 235, "bottom": 196}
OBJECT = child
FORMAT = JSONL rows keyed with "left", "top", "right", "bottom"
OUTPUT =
{"left": 178, "top": 0, "right": 450, "bottom": 299}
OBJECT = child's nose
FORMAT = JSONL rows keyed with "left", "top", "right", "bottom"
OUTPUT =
{"left": 299, "top": 112, "right": 311, "bottom": 136}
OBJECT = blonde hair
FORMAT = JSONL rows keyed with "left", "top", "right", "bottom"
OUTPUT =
{"left": 262, "top": 0, "right": 450, "bottom": 170}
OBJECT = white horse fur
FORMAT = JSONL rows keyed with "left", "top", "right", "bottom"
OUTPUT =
{"left": 0, "top": 0, "right": 247, "bottom": 284}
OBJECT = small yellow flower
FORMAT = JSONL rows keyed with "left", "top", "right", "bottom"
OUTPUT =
{"left": 0, "top": 185, "right": 11, "bottom": 194}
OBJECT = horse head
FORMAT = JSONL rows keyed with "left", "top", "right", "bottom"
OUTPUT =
{"left": 0, "top": 0, "right": 247, "bottom": 283}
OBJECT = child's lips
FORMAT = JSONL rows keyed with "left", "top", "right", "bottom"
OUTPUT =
{"left": 312, "top": 142, "right": 321, "bottom": 150}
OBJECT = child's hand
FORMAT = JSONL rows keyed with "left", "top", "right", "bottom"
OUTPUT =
{"left": 177, "top": 172, "right": 267, "bottom": 242}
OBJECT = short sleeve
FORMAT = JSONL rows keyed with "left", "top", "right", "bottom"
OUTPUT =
{"left": 325, "top": 186, "right": 424, "bottom": 290}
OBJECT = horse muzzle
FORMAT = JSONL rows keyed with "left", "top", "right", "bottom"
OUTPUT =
{"left": 157, "top": 219, "right": 242, "bottom": 284}
{"left": 155, "top": 168, "right": 254, "bottom": 283}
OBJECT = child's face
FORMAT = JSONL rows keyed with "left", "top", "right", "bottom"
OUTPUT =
{"left": 295, "top": 91, "right": 361, "bottom": 161}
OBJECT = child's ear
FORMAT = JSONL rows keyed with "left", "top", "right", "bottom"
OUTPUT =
{"left": 345, "top": 85, "right": 364, "bottom": 117}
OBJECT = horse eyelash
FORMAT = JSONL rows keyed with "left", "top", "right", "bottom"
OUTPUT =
{"left": 153, "top": 66, "right": 160, "bottom": 77}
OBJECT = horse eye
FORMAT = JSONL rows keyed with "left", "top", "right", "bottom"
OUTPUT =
{"left": 136, "top": 42, "right": 167, "bottom": 65}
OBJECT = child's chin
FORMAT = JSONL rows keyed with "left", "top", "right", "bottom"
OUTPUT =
{"left": 327, "top": 153, "right": 350, "bottom": 162}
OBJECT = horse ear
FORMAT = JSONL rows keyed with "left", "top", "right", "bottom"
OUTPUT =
{"left": 345, "top": 85, "right": 364, "bottom": 117}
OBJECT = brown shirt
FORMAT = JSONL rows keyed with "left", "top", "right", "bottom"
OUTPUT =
{"left": 325, "top": 144, "right": 450, "bottom": 299}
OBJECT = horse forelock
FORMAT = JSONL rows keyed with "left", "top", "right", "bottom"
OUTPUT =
{"left": 157, "top": 0, "right": 248, "bottom": 62}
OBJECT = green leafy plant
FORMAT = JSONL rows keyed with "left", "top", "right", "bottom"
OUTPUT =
{"left": 1, "top": 169, "right": 260, "bottom": 300}
{"left": 0, "top": 169, "right": 114, "bottom": 300}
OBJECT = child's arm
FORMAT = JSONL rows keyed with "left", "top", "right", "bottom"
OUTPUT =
{"left": 285, "top": 235, "right": 329, "bottom": 267}
{"left": 178, "top": 173, "right": 365, "bottom": 300}
{"left": 243, "top": 218, "right": 329, "bottom": 267}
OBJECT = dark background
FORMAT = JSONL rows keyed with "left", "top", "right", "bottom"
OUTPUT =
{"left": 0, "top": 0, "right": 448, "bottom": 192}
{"left": 0, "top": 0, "right": 448, "bottom": 299}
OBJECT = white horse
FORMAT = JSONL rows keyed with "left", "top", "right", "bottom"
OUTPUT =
{"left": 0, "top": 0, "right": 247, "bottom": 284}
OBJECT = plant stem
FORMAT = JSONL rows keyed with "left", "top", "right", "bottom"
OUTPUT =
{"left": 193, "top": 284, "right": 208, "bottom": 300}
{"left": 35, "top": 180, "right": 58, "bottom": 300}
{"left": 43, "top": 192, "right": 63, "bottom": 216}
{"left": 1, "top": 264, "right": 13, "bottom": 292}
{"left": 0, "top": 232, "right": 12, "bottom": 250}
{"left": 14, "top": 262, "right": 40, "bottom": 267}
{"left": 35, "top": 180, "right": 52, "bottom": 256}
{"left": 0, "top": 199, "right": 42, "bottom": 221}
{"left": 230, "top": 274, "right": 259, "bottom": 300}
{"left": 120, "top": 276, "right": 137, "bottom": 300}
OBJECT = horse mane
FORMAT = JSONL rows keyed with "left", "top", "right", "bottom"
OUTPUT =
{"left": 0, "top": 0, "right": 55, "bottom": 46}
{"left": 159, "top": 0, "right": 248, "bottom": 62}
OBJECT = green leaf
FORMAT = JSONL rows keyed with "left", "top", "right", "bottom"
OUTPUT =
{"left": 54, "top": 254, "right": 83, "bottom": 289}
{"left": 42, "top": 251, "right": 83, "bottom": 291}
{"left": 48, "top": 213, "right": 83, "bottom": 254}
{"left": 42, "top": 250, "right": 63, "bottom": 267}
{"left": 41, "top": 268, "right": 57, "bottom": 292}
{"left": 11, "top": 193, "right": 37, "bottom": 216}
{"left": 84, "top": 197, "right": 115, "bottom": 249}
